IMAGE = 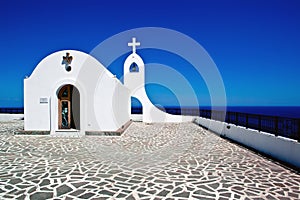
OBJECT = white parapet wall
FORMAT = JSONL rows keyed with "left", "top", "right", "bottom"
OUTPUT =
{"left": 131, "top": 114, "right": 143, "bottom": 122}
{"left": 194, "top": 116, "right": 300, "bottom": 169}
{"left": 0, "top": 114, "right": 24, "bottom": 122}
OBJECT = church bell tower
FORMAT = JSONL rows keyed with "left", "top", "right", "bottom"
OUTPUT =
{"left": 123, "top": 37, "right": 145, "bottom": 93}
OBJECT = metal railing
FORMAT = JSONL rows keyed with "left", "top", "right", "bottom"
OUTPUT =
{"left": 224, "top": 111, "right": 300, "bottom": 141}
{"left": 132, "top": 106, "right": 300, "bottom": 142}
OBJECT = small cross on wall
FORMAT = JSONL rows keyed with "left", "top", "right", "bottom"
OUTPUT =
{"left": 62, "top": 52, "right": 73, "bottom": 72}
{"left": 128, "top": 37, "right": 140, "bottom": 53}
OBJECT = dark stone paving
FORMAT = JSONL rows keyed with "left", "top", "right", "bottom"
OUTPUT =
{"left": 0, "top": 120, "right": 300, "bottom": 199}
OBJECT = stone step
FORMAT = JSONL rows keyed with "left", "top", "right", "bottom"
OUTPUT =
{"left": 51, "top": 131, "right": 82, "bottom": 137}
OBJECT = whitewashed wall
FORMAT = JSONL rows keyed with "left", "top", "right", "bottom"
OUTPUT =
{"left": 124, "top": 51, "right": 193, "bottom": 123}
{"left": 194, "top": 117, "right": 300, "bottom": 169}
{"left": 24, "top": 50, "right": 130, "bottom": 133}
{"left": 124, "top": 53, "right": 145, "bottom": 92}
{"left": 132, "top": 87, "right": 193, "bottom": 123}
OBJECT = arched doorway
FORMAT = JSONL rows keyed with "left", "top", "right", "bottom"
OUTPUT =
{"left": 57, "top": 85, "right": 80, "bottom": 130}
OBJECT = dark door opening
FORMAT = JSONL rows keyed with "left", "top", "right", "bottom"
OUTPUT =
{"left": 58, "top": 85, "right": 80, "bottom": 129}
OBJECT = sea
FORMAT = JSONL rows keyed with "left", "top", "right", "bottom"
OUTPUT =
{"left": 1, "top": 106, "right": 300, "bottom": 119}
{"left": 158, "top": 106, "right": 300, "bottom": 119}
{"left": 214, "top": 106, "right": 300, "bottom": 119}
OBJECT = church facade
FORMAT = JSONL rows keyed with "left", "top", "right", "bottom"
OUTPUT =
{"left": 24, "top": 38, "right": 192, "bottom": 135}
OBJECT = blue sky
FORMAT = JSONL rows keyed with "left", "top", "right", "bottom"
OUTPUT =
{"left": 0, "top": 0, "right": 300, "bottom": 107}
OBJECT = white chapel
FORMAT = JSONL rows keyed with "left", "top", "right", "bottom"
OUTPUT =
{"left": 24, "top": 38, "right": 192, "bottom": 135}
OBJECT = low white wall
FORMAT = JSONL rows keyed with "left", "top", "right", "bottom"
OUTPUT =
{"left": 194, "top": 117, "right": 300, "bottom": 169}
{"left": 0, "top": 114, "right": 24, "bottom": 121}
{"left": 131, "top": 114, "right": 143, "bottom": 122}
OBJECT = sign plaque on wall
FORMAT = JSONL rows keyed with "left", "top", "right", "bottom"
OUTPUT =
{"left": 40, "top": 97, "right": 48, "bottom": 104}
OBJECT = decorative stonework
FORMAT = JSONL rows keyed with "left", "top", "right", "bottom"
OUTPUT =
{"left": 1, "top": 121, "right": 300, "bottom": 199}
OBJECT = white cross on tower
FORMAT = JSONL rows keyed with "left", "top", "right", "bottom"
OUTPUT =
{"left": 128, "top": 37, "right": 140, "bottom": 53}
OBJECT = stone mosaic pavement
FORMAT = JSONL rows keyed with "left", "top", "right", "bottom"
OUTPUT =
{"left": 0, "top": 121, "right": 300, "bottom": 200}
